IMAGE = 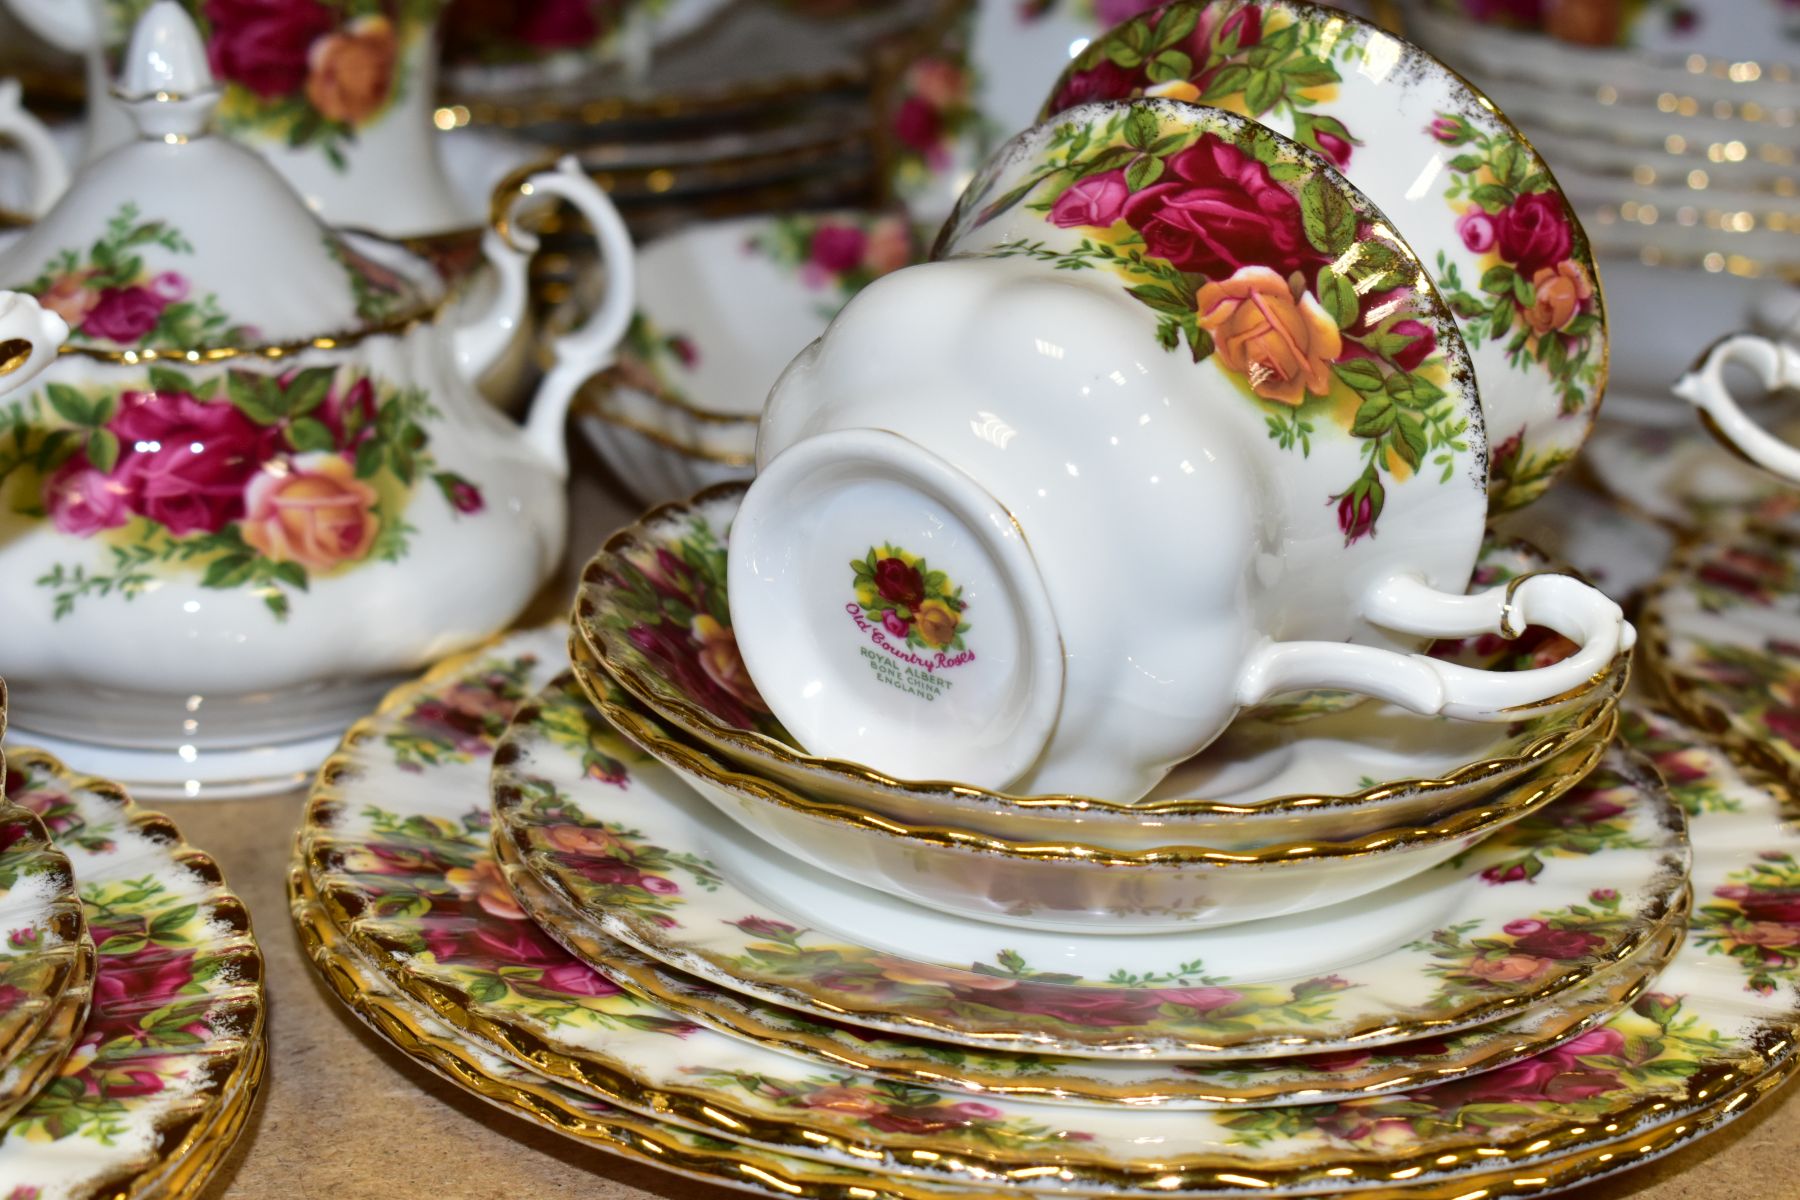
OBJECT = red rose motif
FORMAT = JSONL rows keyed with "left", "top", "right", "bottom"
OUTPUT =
{"left": 873, "top": 557, "right": 926, "bottom": 608}
{"left": 1095, "top": 0, "right": 1163, "bottom": 22}
{"left": 1457, "top": 209, "right": 1498, "bottom": 253}
{"left": 1050, "top": 170, "right": 1130, "bottom": 228}
{"left": 44, "top": 461, "right": 134, "bottom": 536}
{"left": 1312, "top": 127, "right": 1353, "bottom": 169}
{"left": 1153, "top": 986, "right": 1242, "bottom": 1013}
{"left": 89, "top": 944, "right": 194, "bottom": 1037}
{"left": 83, "top": 286, "right": 168, "bottom": 344}
{"left": 1495, "top": 192, "right": 1573, "bottom": 277}
{"left": 809, "top": 225, "right": 868, "bottom": 274}
{"left": 109, "top": 389, "right": 280, "bottom": 536}
{"left": 1765, "top": 707, "right": 1800, "bottom": 747}
{"left": 733, "top": 917, "right": 798, "bottom": 939}
{"left": 318, "top": 376, "right": 378, "bottom": 449}
{"left": 424, "top": 915, "right": 566, "bottom": 968}
{"left": 1050, "top": 57, "right": 1138, "bottom": 111}
{"left": 957, "top": 980, "right": 1167, "bottom": 1027}
{"left": 1511, "top": 927, "right": 1606, "bottom": 960}
{"left": 1739, "top": 890, "right": 1800, "bottom": 925}
{"left": 627, "top": 620, "right": 762, "bottom": 731}
{"left": 535, "top": 960, "right": 621, "bottom": 997}
{"left": 893, "top": 96, "right": 943, "bottom": 155}
{"left": 204, "top": 0, "right": 337, "bottom": 98}
{"left": 516, "top": 0, "right": 601, "bottom": 49}
{"left": 1122, "top": 134, "right": 1320, "bottom": 278}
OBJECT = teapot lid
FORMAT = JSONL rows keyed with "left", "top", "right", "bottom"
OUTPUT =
{"left": 1, "top": 1, "right": 435, "bottom": 354}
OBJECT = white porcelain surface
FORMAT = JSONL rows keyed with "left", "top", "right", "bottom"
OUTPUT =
{"left": 576, "top": 408, "right": 753, "bottom": 507}
{"left": 0, "top": 3, "right": 636, "bottom": 756}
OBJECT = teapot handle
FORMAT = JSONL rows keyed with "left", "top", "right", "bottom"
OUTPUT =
{"left": 0, "top": 290, "right": 68, "bottom": 398}
{"left": 0, "top": 79, "right": 68, "bottom": 216}
{"left": 1235, "top": 572, "right": 1632, "bottom": 720}
{"left": 1, "top": 0, "right": 94, "bottom": 53}
{"left": 1672, "top": 333, "right": 1800, "bottom": 484}
{"left": 463, "top": 156, "right": 635, "bottom": 480}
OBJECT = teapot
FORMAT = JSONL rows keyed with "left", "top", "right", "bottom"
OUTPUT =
{"left": 5, "top": 0, "right": 469, "bottom": 235}
{"left": 0, "top": 3, "right": 634, "bottom": 785}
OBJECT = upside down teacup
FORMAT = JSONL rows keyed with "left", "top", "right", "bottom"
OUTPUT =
{"left": 727, "top": 103, "right": 1632, "bottom": 803}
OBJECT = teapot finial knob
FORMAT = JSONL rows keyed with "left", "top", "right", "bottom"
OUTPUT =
{"left": 113, "top": 1, "right": 219, "bottom": 140}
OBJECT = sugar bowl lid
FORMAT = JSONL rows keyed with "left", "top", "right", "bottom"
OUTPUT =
{"left": 0, "top": 1, "right": 434, "bottom": 354}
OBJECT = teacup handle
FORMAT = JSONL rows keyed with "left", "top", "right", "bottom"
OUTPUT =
{"left": 462, "top": 156, "right": 637, "bottom": 480}
{"left": 0, "top": 290, "right": 65, "bottom": 395}
{"left": 1236, "top": 572, "right": 1632, "bottom": 720}
{"left": 1672, "top": 333, "right": 1800, "bottom": 484}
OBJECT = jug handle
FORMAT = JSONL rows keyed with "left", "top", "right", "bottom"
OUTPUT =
{"left": 1672, "top": 333, "right": 1800, "bottom": 484}
{"left": 2, "top": 0, "right": 94, "bottom": 54}
{"left": 460, "top": 156, "right": 635, "bottom": 479}
{"left": 1235, "top": 572, "right": 1632, "bottom": 720}
{"left": 0, "top": 79, "right": 68, "bottom": 216}
{"left": 0, "top": 290, "right": 68, "bottom": 398}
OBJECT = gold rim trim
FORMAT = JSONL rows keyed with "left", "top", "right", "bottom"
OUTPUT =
{"left": 291, "top": 875, "right": 1800, "bottom": 1200}
{"left": 577, "top": 391, "right": 759, "bottom": 466}
{"left": 575, "top": 640, "right": 1620, "bottom": 865}
{"left": 575, "top": 486, "right": 1628, "bottom": 820}
{"left": 1, "top": 747, "right": 268, "bottom": 1200}
{"left": 0, "top": 930, "right": 94, "bottom": 1126}
{"left": 0, "top": 801, "right": 88, "bottom": 1078}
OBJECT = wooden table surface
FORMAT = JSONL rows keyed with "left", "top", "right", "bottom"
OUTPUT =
{"left": 31, "top": 455, "right": 1800, "bottom": 1199}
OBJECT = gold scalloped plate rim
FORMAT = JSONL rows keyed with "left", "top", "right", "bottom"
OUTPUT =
{"left": 289, "top": 876, "right": 1800, "bottom": 1200}
{"left": 0, "top": 798, "right": 90, "bottom": 1087}
{"left": 0, "top": 748, "right": 268, "bottom": 1200}
{"left": 0, "top": 932, "right": 95, "bottom": 1127}
{"left": 573, "top": 486, "right": 1629, "bottom": 822}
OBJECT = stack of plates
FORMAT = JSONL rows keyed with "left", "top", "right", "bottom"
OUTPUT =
{"left": 289, "top": 608, "right": 1800, "bottom": 1200}
{"left": 0, "top": 687, "right": 265, "bottom": 1198}
{"left": 436, "top": 0, "right": 963, "bottom": 239}
{"left": 1394, "top": 0, "right": 1799, "bottom": 400}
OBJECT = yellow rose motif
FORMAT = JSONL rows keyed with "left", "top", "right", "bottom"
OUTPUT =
{"left": 1197, "top": 266, "right": 1342, "bottom": 406}
{"left": 914, "top": 598, "right": 961, "bottom": 648}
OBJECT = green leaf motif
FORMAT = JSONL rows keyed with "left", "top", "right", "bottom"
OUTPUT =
{"left": 1350, "top": 396, "right": 1395, "bottom": 437}
{"left": 86, "top": 428, "right": 119, "bottom": 474}
{"left": 1315, "top": 267, "right": 1359, "bottom": 331}
{"left": 1300, "top": 177, "right": 1356, "bottom": 256}
{"left": 44, "top": 383, "right": 94, "bottom": 428}
{"left": 286, "top": 417, "right": 335, "bottom": 453}
{"left": 1333, "top": 359, "right": 1386, "bottom": 394}
{"left": 1244, "top": 68, "right": 1284, "bottom": 116}
{"left": 1125, "top": 155, "right": 1165, "bottom": 192}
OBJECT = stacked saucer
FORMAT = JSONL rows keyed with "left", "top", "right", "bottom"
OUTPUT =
{"left": 0, "top": 689, "right": 266, "bottom": 1197}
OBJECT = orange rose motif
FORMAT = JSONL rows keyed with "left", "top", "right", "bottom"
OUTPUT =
{"left": 914, "top": 598, "right": 960, "bottom": 649}
{"left": 1736, "top": 921, "right": 1800, "bottom": 948}
{"left": 871, "top": 956, "right": 1013, "bottom": 990}
{"left": 1467, "top": 953, "right": 1548, "bottom": 983}
{"left": 39, "top": 272, "right": 98, "bottom": 327}
{"left": 861, "top": 218, "right": 913, "bottom": 277}
{"left": 544, "top": 824, "right": 624, "bottom": 858}
{"left": 691, "top": 615, "right": 766, "bottom": 713}
{"left": 240, "top": 453, "right": 380, "bottom": 573}
{"left": 1197, "top": 266, "right": 1342, "bottom": 406}
{"left": 445, "top": 859, "right": 525, "bottom": 920}
{"left": 1525, "top": 260, "right": 1593, "bottom": 336}
{"left": 305, "top": 15, "right": 398, "bottom": 125}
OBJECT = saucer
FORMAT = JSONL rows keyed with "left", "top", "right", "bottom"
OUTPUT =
{"left": 494, "top": 674, "right": 1688, "bottom": 1059}
{"left": 297, "top": 630, "right": 1800, "bottom": 1194}
{"left": 0, "top": 748, "right": 264, "bottom": 1196}
{"left": 0, "top": 799, "right": 90, "bottom": 1124}
{"left": 1643, "top": 522, "right": 1800, "bottom": 789}
{"left": 1586, "top": 417, "right": 1800, "bottom": 534}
